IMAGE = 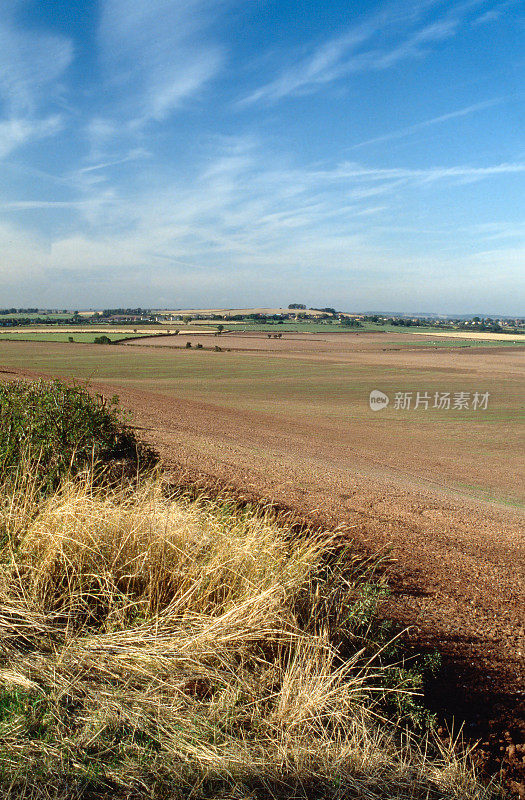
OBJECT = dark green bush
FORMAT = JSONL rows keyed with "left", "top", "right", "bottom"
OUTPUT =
{"left": 0, "top": 379, "right": 156, "bottom": 493}
{"left": 94, "top": 335, "right": 112, "bottom": 344}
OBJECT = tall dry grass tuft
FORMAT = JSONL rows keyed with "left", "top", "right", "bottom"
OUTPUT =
{"left": 0, "top": 476, "right": 497, "bottom": 799}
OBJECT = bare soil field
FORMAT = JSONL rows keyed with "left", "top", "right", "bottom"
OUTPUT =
{"left": 130, "top": 328, "right": 525, "bottom": 359}
{"left": 0, "top": 333, "right": 523, "bottom": 766}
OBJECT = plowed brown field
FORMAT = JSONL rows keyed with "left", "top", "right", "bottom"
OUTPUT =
{"left": 1, "top": 332, "right": 524, "bottom": 769}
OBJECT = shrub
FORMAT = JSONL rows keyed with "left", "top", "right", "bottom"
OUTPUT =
{"left": 94, "top": 335, "right": 112, "bottom": 344}
{"left": 185, "top": 341, "right": 192, "bottom": 348}
{"left": 0, "top": 379, "right": 156, "bottom": 493}
{"left": 196, "top": 342, "right": 203, "bottom": 349}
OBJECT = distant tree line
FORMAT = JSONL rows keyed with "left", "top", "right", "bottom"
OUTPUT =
{"left": 100, "top": 308, "right": 151, "bottom": 317}
{"left": 0, "top": 308, "right": 40, "bottom": 315}
{"left": 384, "top": 318, "right": 426, "bottom": 327}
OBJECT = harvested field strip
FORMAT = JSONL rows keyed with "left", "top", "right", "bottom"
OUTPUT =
{"left": 409, "top": 330, "right": 524, "bottom": 342}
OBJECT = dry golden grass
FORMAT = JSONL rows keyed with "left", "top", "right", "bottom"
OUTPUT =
{"left": 0, "top": 475, "right": 498, "bottom": 799}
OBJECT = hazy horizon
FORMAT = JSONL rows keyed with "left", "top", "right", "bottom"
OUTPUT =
{"left": 3, "top": 304, "right": 521, "bottom": 319}
{"left": 0, "top": 0, "right": 524, "bottom": 314}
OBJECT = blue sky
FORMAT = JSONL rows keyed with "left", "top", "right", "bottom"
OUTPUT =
{"left": 0, "top": 0, "right": 523, "bottom": 313}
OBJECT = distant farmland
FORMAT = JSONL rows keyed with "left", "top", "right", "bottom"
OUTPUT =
{"left": 0, "top": 331, "right": 522, "bottom": 506}
{"left": 0, "top": 329, "right": 166, "bottom": 344}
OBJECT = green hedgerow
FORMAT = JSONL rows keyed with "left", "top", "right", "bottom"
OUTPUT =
{"left": 0, "top": 379, "right": 156, "bottom": 493}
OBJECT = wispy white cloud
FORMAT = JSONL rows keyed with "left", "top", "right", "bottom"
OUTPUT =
{"left": 98, "top": 0, "right": 225, "bottom": 124}
{"left": 472, "top": 1, "right": 517, "bottom": 25}
{"left": 370, "top": 17, "right": 459, "bottom": 69}
{"left": 0, "top": 200, "right": 86, "bottom": 210}
{"left": 0, "top": 115, "right": 63, "bottom": 160}
{"left": 76, "top": 149, "right": 150, "bottom": 175}
{"left": 474, "top": 8, "right": 501, "bottom": 23}
{"left": 0, "top": 6, "right": 71, "bottom": 160}
{"left": 308, "top": 161, "right": 525, "bottom": 187}
{"left": 0, "top": 10, "right": 72, "bottom": 114}
{"left": 468, "top": 220, "right": 525, "bottom": 240}
{"left": 240, "top": 3, "right": 479, "bottom": 105}
{"left": 348, "top": 99, "right": 503, "bottom": 149}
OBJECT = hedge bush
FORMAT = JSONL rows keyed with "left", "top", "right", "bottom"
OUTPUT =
{"left": 0, "top": 379, "right": 156, "bottom": 492}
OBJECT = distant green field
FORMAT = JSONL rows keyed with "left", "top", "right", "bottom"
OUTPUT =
{"left": 215, "top": 321, "right": 389, "bottom": 333}
{"left": 187, "top": 320, "right": 525, "bottom": 346}
{"left": 189, "top": 320, "right": 343, "bottom": 332}
{"left": 201, "top": 320, "right": 524, "bottom": 337}
{"left": 0, "top": 331, "right": 153, "bottom": 343}
{"left": 0, "top": 313, "right": 71, "bottom": 320}
{"left": 0, "top": 325, "right": 522, "bottom": 351}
